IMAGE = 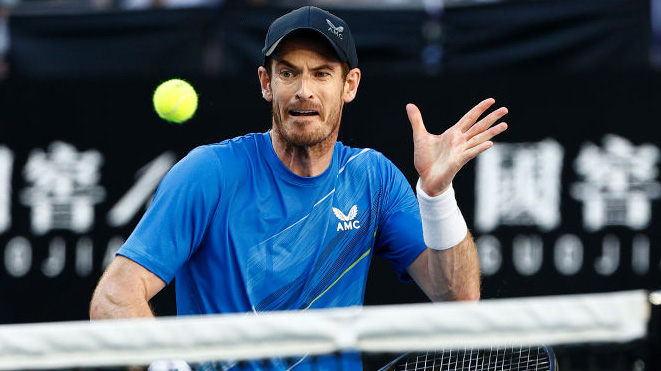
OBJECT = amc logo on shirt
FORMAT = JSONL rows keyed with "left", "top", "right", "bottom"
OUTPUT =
{"left": 333, "top": 205, "right": 361, "bottom": 232}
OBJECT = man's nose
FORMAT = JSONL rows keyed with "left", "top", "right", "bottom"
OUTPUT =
{"left": 295, "top": 75, "right": 313, "bottom": 100}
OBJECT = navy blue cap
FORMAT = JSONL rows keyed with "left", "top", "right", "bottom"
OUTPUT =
{"left": 262, "top": 6, "right": 358, "bottom": 69}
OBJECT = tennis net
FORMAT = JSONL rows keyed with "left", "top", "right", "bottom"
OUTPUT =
{"left": 0, "top": 290, "right": 655, "bottom": 371}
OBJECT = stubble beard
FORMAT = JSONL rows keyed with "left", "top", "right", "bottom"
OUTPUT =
{"left": 271, "top": 99, "right": 343, "bottom": 149}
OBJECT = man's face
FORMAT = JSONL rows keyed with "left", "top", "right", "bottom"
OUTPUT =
{"left": 263, "top": 35, "right": 349, "bottom": 148}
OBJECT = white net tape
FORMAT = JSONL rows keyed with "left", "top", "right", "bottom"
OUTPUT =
{"left": 0, "top": 290, "right": 651, "bottom": 370}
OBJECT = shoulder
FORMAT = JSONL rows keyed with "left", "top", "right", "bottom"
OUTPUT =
{"left": 335, "top": 141, "right": 388, "bottom": 165}
{"left": 335, "top": 141, "right": 399, "bottom": 174}
{"left": 190, "top": 132, "right": 262, "bottom": 160}
{"left": 335, "top": 141, "right": 413, "bottom": 195}
{"left": 179, "top": 132, "right": 264, "bottom": 171}
{"left": 162, "top": 133, "right": 262, "bottom": 189}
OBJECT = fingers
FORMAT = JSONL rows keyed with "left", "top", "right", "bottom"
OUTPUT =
{"left": 465, "top": 106, "right": 508, "bottom": 138}
{"left": 460, "top": 99, "right": 508, "bottom": 156}
{"left": 466, "top": 122, "right": 509, "bottom": 150}
{"left": 464, "top": 122, "right": 509, "bottom": 162}
{"left": 406, "top": 103, "right": 428, "bottom": 141}
{"left": 462, "top": 141, "right": 496, "bottom": 165}
{"left": 457, "top": 98, "right": 496, "bottom": 132}
{"left": 408, "top": 99, "right": 508, "bottom": 148}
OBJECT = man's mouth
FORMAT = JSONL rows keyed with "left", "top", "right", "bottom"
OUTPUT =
{"left": 289, "top": 109, "right": 319, "bottom": 117}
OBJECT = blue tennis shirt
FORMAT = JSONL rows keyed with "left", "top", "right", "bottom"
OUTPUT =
{"left": 117, "top": 132, "right": 426, "bottom": 368}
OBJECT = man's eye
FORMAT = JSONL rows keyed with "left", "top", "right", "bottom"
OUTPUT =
{"left": 316, "top": 71, "right": 330, "bottom": 78}
{"left": 281, "top": 70, "right": 293, "bottom": 78}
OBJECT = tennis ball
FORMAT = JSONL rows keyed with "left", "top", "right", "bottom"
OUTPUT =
{"left": 153, "top": 79, "right": 198, "bottom": 124}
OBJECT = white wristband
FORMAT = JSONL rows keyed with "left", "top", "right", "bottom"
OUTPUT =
{"left": 416, "top": 179, "right": 468, "bottom": 250}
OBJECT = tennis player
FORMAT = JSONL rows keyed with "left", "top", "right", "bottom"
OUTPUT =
{"left": 90, "top": 6, "right": 507, "bottom": 370}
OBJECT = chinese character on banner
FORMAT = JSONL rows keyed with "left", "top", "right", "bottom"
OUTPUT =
{"left": 571, "top": 134, "right": 661, "bottom": 231}
{"left": 106, "top": 152, "right": 177, "bottom": 228}
{"left": 20, "top": 142, "right": 106, "bottom": 235}
{"left": 475, "top": 139, "right": 564, "bottom": 233}
{"left": 0, "top": 145, "right": 13, "bottom": 234}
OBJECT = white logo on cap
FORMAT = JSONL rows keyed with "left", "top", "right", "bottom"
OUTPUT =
{"left": 326, "top": 19, "right": 344, "bottom": 40}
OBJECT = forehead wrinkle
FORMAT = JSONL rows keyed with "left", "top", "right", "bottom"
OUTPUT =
{"left": 275, "top": 57, "right": 336, "bottom": 73}
{"left": 274, "top": 58, "right": 298, "bottom": 70}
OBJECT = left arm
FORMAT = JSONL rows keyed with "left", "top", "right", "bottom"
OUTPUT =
{"left": 407, "top": 232, "right": 480, "bottom": 301}
{"left": 405, "top": 98, "right": 508, "bottom": 302}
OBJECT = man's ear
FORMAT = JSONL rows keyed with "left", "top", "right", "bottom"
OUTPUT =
{"left": 258, "top": 66, "right": 273, "bottom": 102}
{"left": 343, "top": 68, "right": 361, "bottom": 103}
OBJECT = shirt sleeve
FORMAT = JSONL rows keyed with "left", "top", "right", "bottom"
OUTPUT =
{"left": 373, "top": 156, "right": 426, "bottom": 282}
{"left": 116, "top": 146, "right": 223, "bottom": 284}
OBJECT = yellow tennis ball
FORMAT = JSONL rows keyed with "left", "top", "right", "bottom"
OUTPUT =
{"left": 153, "top": 79, "right": 198, "bottom": 124}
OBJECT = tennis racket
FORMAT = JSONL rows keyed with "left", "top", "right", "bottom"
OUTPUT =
{"left": 378, "top": 345, "right": 557, "bottom": 371}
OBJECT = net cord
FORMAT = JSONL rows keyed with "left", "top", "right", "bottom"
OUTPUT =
{"left": 0, "top": 290, "right": 650, "bottom": 370}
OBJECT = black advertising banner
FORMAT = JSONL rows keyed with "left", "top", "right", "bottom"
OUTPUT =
{"left": 362, "top": 72, "right": 661, "bottom": 304}
{"left": 442, "top": 0, "right": 650, "bottom": 72}
{"left": 10, "top": 8, "right": 215, "bottom": 79}
{"left": 0, "top": 78, "right": 268, "bottom": 323}
{"left": 9, "top": 0, "right": 648, "bottom": 79}
{"left": 9, "top": 7, "right": 427, "bottom": 79}
{"left": 1, "top": 72, "right": 661, "bottom": 324}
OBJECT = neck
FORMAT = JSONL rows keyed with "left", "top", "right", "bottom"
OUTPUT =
{"left": 270, "top": 128, "right": 338, "bottom": 177}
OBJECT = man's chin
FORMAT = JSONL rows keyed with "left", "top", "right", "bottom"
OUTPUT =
{"left": 273, "top": 115, "right": 337, "bottom": 148}
{"left": 277, "top": 123, "right": 320, "bottom": 145}
{"left": 284, "top": 134, "right": 324, "bottom": 148}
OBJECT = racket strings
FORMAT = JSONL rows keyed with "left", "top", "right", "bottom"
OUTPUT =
{"left": 395, "top": 346, "right": 552, "bottom": 371}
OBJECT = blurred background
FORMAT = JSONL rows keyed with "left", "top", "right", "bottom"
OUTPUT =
{"left": 0, "top": 0, "right": 660, "bottom": 368}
